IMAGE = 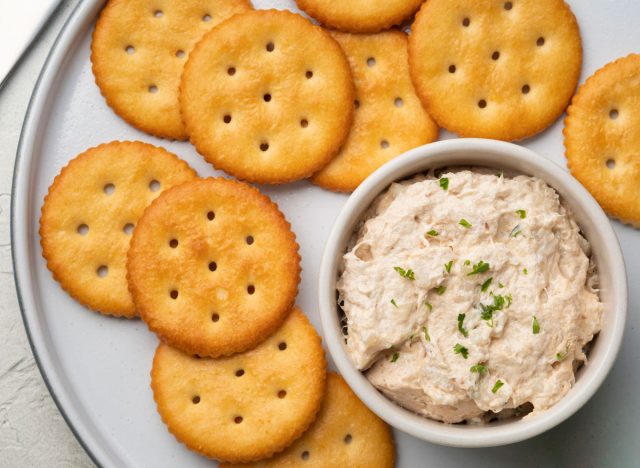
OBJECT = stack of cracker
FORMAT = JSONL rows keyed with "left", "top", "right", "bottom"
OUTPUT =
{"left": 40, "top": 143, "right": 395, "bottom": 464}
{"left": 91, "top": 4, "right": 439, "bottom": 192}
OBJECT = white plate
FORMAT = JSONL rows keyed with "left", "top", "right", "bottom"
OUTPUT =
{"left": 11, "top": 0, "right": 640, "bottom": 466}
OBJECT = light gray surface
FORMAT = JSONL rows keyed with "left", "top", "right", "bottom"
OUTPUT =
{"left": 3, "top": 1, "right": 639, "bottom": 467}
{"left": 0, "top": 1, "right": 93, "bottom": 466}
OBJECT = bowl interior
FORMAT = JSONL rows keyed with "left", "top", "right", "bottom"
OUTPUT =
{"left": 319, "top": 139, "right": 627, "bottom": 447}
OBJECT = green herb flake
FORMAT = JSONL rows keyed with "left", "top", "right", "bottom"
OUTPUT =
{"left": 498, "top": 282, "right": 505, "bottom": 288}
{"left": 457, "top": 313, "right": 469, "bottom": 337}
{"left": 510, "top": 224, "right": 522, "bottom": 238}
{"left": 394, "top": 266, "right": 416, "bottom": 280}
{"left": 427, "top": 229, "right": 439, "bottom": 237}
{"left": 439, "top": 177, "right": 449, "bottom": 190}
{"left": 444, "top": 260, "right": 454, "bottom": 273}
{"left": 464, "top": 259, "right": 471, "bottom": 266}
{"left": 423, "top": 326, "right": 431, "bottom": 342}
{"left": 555, "top": 348, "right": 569, "bottom": 361}
{"left": 459, "top": 218, "right": 472, "bottom": 228}
{"left": 479, "top": 294, "right": 511, "bottom": 327}
{"left": 390, "top": 299, "right": 398, "bottom": 308}
{"left": 492, "top": 380, "right": 504, "bottom": 393}
{"left": 470, "top": 364, "right": 488, "bottom": 374}
{"left": 516, "top": 209, "right": 527, "bottom": 219}
{"left": 506, "top": 294, "right": 513, "bottom": 308}
{"left": 523, "top": 268, "right": 528, "bottom": 275}
{"left": 480, "top": 308, "right": 494, "bottom": 326}
{"left": 425, "top": 302, "right": 433, "bottom": 312}
{"left": 435, "top": 285, "right": 447, "bottom": 295}
{"left": 532, "top": 316, "right": 540, "bottom": 334}
{"left": 468, "top": 260, "right": 490, "bottom": 276}
{"left": 454, "top": 343, "right": 469, "bottom": 359}
{"left": 481, "top": 277, "right": 493, "bottom": 292}
{"left": 390, "top": 352, "right": 400, "bottom": 363}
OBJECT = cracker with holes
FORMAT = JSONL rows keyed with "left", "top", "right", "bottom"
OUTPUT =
{"left": 91, "top": 0, "right": 252, "bottom": 140}
{"left": 127, "top": 178, "right": 301, "bottom": 356}
{"left": 312, "top": 30, "right": 439, "bottom": 192}
{"left": 408, "top": 0, "right": 582, "bottom": 141}
{"left": 39, "top": 141, "right": 197, "bottom": 318}
{"left": 295, "top": 0, "right": 423, "bottom": 33}
{"left": 180, "top": 9, "right": 355, "bottom": 184}
{"left": 151, "top": 307, "right": 326, "bottom": 463}
{"left": 221, "top": 372, "right": 395, "bottom": 468}
{"left": 564, "top": 54, "right": 640, "bottom": 226}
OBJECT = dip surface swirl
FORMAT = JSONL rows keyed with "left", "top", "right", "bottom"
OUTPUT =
{"left": 338, "top": 170, "right": 603, "bottom": 423}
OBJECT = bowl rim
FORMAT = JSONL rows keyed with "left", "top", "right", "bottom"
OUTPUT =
{"left": 318, "top": 138, "right": 627, "bottom": 447}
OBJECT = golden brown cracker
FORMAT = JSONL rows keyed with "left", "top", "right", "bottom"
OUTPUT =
{"left": 91, "top": 0, "right": 252, "bottom": 140}
{"left": 39, "top": 141, "right": 197, "bottom": 318}
{"left": 221, "top": 372, "right": 395, "bottom": 468}
{"left": 295, "top": 0, "right": 423, "bottom": 33}
{"left": 312, "top": 30, "right": 439, "bottom": 192}
{"left": 127, "top": 177, "right": 301, "bottom": 357}
{"left": 564, "top": 54, "right": 640, "bottom": 227}
{"left": 408, "top": 0, "right": 582, "bottom": 141}
{"left": 151, "top": 307, "right": 327, "bottom": 463}
{"left": 180, "top": 9, "right": 355, "bottom": 184}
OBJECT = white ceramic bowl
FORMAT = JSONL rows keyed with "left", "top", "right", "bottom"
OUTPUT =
{"left": 318, "top": 138, "right": 627, "bottom": 447}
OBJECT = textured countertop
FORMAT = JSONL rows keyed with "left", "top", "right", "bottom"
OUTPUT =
{"left": 0, "top": 1, "right": 92, "bottom": 466}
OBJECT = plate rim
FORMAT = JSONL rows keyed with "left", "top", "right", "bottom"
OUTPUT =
{"left": 11, "top": 0, "right": 116, "bottom": 466}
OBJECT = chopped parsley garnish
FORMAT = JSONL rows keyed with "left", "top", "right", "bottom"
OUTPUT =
{"left": 556, "top": 348, "right": 569, "bottom": 361}
{"left": 435, "top": 285, "right": 447, "bottom": 295}
{"left": 498, "top": 282, "right": 505, "bottom": 288}
{"left": 390, "top": 351, "right": 400, "bottom": 363}
{"left": 470, "top": 364, "right": 487, "bottom": 374}
{"left": 479, "top": 294, "right": 511, "bottom": 327}
{"left": 427, "top": 229, "right": 439, "bottom": 237}
{"left": 454, "top": 343, "right": 469, "bottom": 359}
{"left": 459, "top": 218, "right": 472, "bottom": 228}
{"left": 390, "top": 299, "right": 398, "bottom": 308}
{"left": 510, "top": 224, "right": 522, "bottom": 238}
{"left": 468, "top": 260, "right": 490, "bottom": 276}
{"left": 481, "top": 277, "right": 493, "bottom": 292}
{"left": 457, "top": 313, "right": 469, "bottom": 337}
{"left": 423, "top": 326, "right": 430, "bottom": 342}
{"left": 439, "top": 177, "right": 449, "bottom": 190}
{"left": 492, "top": 380, "right": 504, "bottom": 393}
{"left": 516, "top": 209, "right": 527, "bottom": 219}
{"left": 464, "top": 259, "right": 471, "bottom": 266}
{"left": 444, "top": 260, "right": 454, "bottom": 273}
{"left": 532, "top": 316, "right": 540, "bottom": 334}
{"left": 393, "top": 266, "right": 415, "bottom": 280}
{"left": 523, "top": 268, "right": 528, "bottom": 275}
{"left": 425, "top": 302, "right": 433, "bottom": 312}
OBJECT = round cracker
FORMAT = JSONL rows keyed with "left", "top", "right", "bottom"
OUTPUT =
{"left": 127, "top": 178, "right": 301, "bottom": 357}
{"left": 408, "top": 0, "right": 582, "bottom": 141}
{"left": 295, "top": 0, "right": 423, "bottom": 33}
{"left": 151, "top": 307, "right": 327, "bottom": 463}
{"left": 180, "top": 9, "right": 355, "bottom": 184}
{"left": 564, "top": 54, "right": 640, "bottom": 227}
{"left": 91, "top": 0, "right": 252, "bottom": 140}
{"left": 221, "top": 372, "right": 395, "bottom": 468}
{"left": 40, "top": 141, "right": 197, "bottom": 317}
{"left": 312, "top": 30, "right": 439, "bottom": 192}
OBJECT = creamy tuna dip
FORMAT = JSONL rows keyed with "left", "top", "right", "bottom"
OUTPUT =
{"left": 338, "top": 169, "right": 603, "bottom": 423}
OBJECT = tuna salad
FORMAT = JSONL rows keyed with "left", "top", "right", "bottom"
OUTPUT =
{"left": 337, "top": 169, "right": 603, "bottom": 423}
